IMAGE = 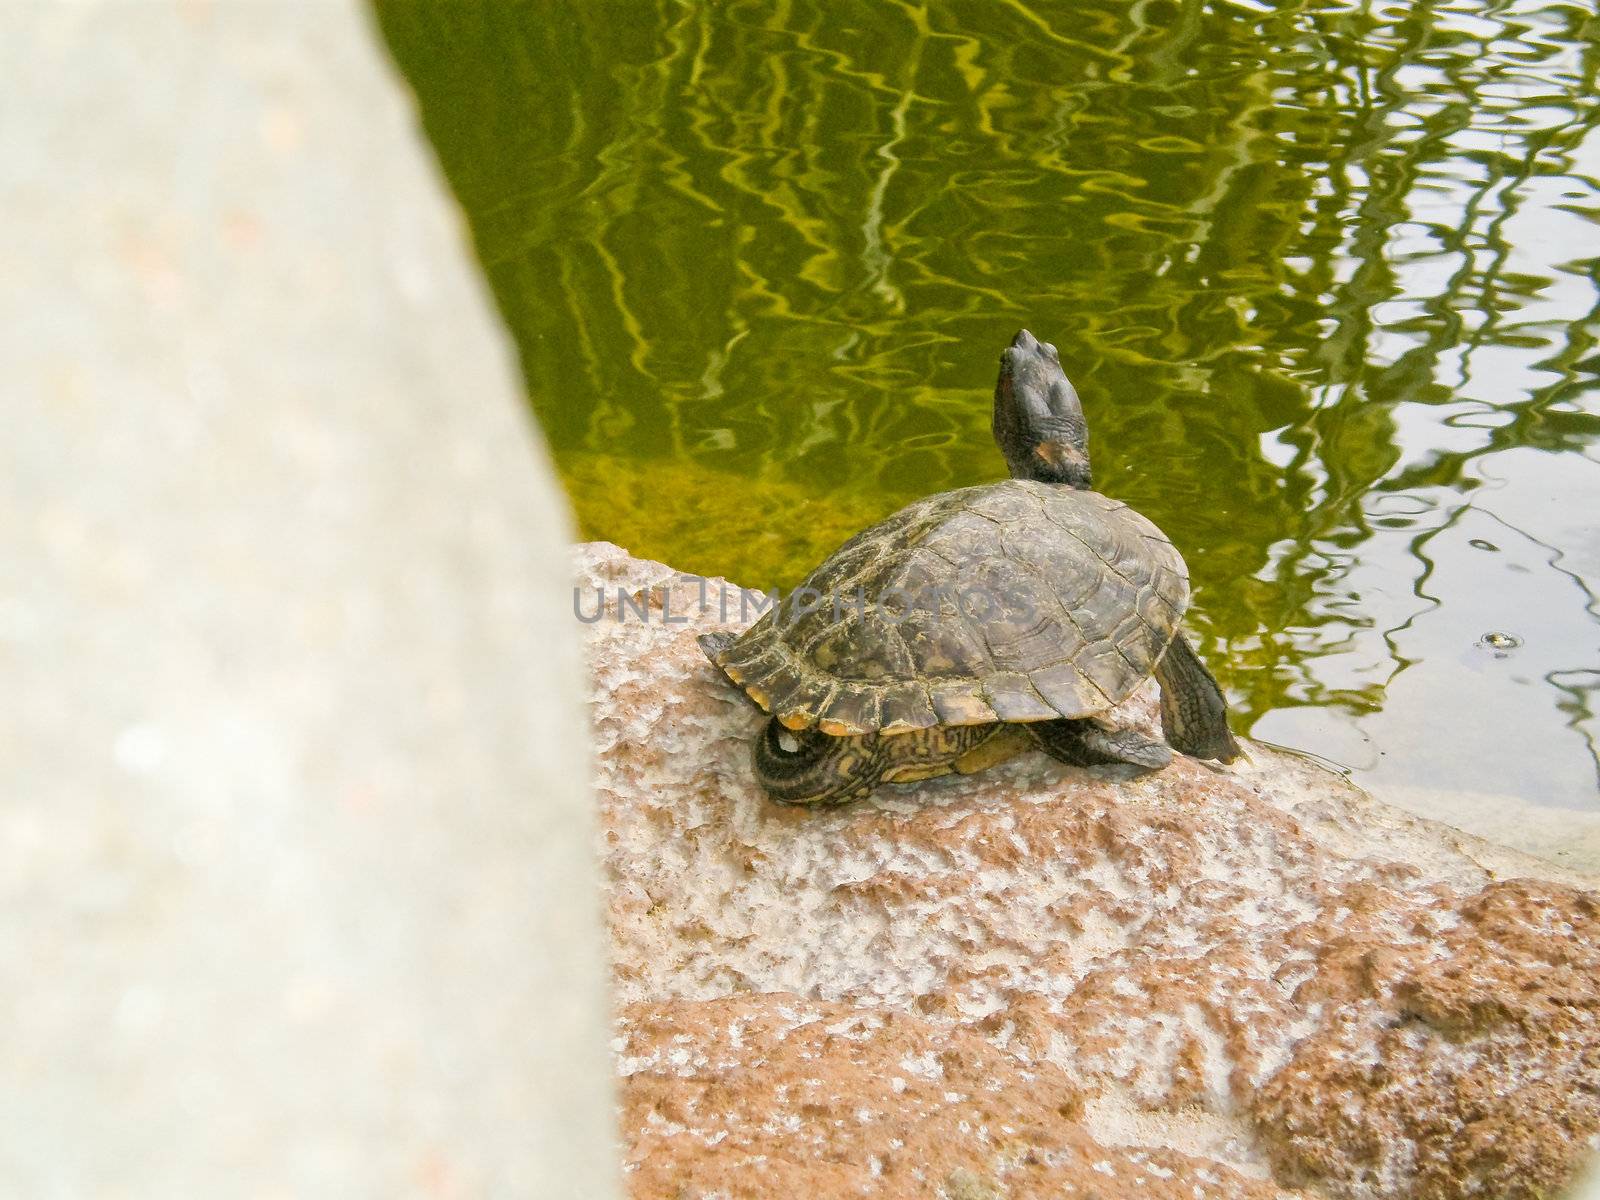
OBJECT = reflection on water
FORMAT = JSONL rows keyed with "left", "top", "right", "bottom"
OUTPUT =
{"left": 376, "top": 0, "right": 1600, "bottom": 817}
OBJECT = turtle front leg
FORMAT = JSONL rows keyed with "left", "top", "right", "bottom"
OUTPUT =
{"left": 1152, "top": 630, "right": 1240, "bottom": 762}
{"left": 1027, "top": 717, "right": 1173, "bottom": 773}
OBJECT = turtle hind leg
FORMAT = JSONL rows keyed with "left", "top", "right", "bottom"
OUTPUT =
{"left": 1028, "top": 717, "right": 1173, "bottom": 773}
{"left": 752, "top": 718, "right": 883, "bottom": 806}
{"left": 1153, "top": 631, "right": 1241, "bottom": 762}
{"left": 757, "top": 723, "right": 1027, "bottom": 807}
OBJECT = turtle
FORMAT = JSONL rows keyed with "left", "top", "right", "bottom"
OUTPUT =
{"left": 699, "top": 328, "right": 1239, "bottom": 806}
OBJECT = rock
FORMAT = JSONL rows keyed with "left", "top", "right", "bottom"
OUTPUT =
{"left": 618, "top": 994, "right": 1279, "bottom": 1199}
{"left": 0, "top": 4, "right": 616, "bottom": 1195}
{"left": 578, "top": 541, "right": 1600, "bottom": 1200}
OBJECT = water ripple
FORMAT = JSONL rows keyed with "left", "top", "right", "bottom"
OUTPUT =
{"left": 379, "top": 0, "right": 1600, "bottom": 811}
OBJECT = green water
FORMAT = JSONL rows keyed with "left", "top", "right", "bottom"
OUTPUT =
{"left": 376, "top": 0, "right": 1600, "bottom": 818}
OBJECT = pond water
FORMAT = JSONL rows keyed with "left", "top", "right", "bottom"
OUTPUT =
{"left": 377, "top": 1, "right": 1600, "bottom": 848}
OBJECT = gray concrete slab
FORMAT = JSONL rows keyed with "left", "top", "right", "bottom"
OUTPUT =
{"left": 0, "top": 4, "right": 617, "bottom": 1196}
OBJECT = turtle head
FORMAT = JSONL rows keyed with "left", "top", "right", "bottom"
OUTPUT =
{"left": 992, "top": 328, "right": 1091, "bottom": 488}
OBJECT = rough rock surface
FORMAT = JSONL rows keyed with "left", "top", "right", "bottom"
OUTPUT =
{"left": 578, "top": 542, "right": 1600, "bottom": 1200}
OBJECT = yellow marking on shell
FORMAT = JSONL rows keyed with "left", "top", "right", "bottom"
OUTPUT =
{"left": 778, "top": 710, "right": 811, "bottom": 731}
{"left": 878, "top": 721, "right": 922, "bottom": 737}
{"left": 817, "top": 717, "right": 858, "bottom": 736}
{"left": 723, "top": 664, "right": 746, "bottom": 683}
{"left": 746, "top": 686, "right": 771, "bottom": 710}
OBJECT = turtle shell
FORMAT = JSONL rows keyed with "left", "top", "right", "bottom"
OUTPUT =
{"left": 707, "top": 479, "right": 1190, "bottom": 735}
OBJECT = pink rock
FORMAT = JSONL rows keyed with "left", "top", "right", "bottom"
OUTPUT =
{"left": 578, "top": 542, "right": 1600, "bottom": 1200}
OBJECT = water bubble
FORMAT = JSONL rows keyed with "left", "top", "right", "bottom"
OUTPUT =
{"left": 1477, "top": 631, "right": 1523, "bottom": 657}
